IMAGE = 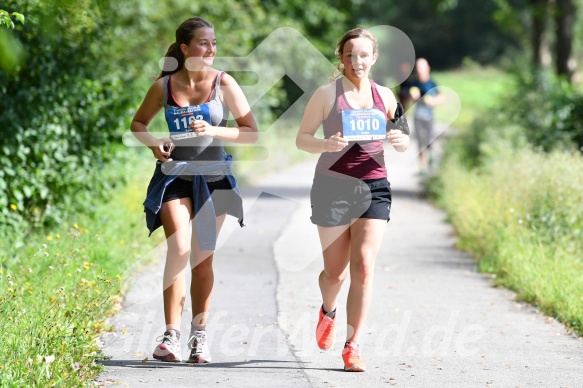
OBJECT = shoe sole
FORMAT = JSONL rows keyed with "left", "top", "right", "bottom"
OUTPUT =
{"left": 186, "top": 356, "right": 212, "bottom": 364}
{"left": 344, "top": 364, "right": 366, "bottom": 372}
{"left": 152, "top": 353, "right": 182, "bottom": 363}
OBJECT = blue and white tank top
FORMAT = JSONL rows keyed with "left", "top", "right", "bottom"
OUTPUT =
{"left": 162, "top": 71, "right": 230, "bottom": 161}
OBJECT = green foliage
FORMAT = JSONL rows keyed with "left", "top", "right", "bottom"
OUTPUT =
{"left": 0, "top": 0, "right": 358, "bottom": 237}
{"left": 0, "top": 8, "right": 25, "bottom": 72}
{"left": 0, "top": 9, "right": 24, "bottom": 29}
{"left": 0, "top": 0, "right": 139, "bottom": 234}
{"left": 0, "top": 150, "right": 162, "bottom": 386}
{"left": 430, "top": 67, "right": 583, "bottom": 337}
{"left": 491, "top": 0, "right": 530, "bottom": 46}
{"left": 369, "top": 0, "right": 520, "bottom": 68}
{"left": 434, "top": 149, "right": 583, "bottom": 335}
{"left": 260, "top": 0, "right": 348, "bottom": 55}
{"left": 439, "top": 67, "right": 583, "bottom": 173}
{"left": 441, "top": 110, "right": 528, "bottom": 170}
{"left": 0, "top": 28, "right": 25, "bottom": 73}
{"left": 499, "top": 70, "right": 583, "bottom": 151}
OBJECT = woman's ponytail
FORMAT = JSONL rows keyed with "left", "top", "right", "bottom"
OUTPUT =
{"left": 158, "top": 42, "right": 184, "bottom": 79}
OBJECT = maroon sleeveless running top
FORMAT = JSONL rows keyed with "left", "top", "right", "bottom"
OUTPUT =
{"left": 315, "top": 78, "right": 387, "bottom": 180}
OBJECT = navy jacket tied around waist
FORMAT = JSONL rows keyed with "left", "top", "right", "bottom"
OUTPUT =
{"left": 143, "top": 155, "right": 244, "bottom": 251}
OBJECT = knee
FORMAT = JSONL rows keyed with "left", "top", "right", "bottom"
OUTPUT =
{"left": 167, "top": 242, "right": 191, "bottom": 259}
{"left": 191, "top": 256, "right": 213, "bottom": 277}
{"left": 350, "top": 261, "right": 374, "bottom": 285}
{"left": 321, "top": 269, "right": 347, "bottom": 286}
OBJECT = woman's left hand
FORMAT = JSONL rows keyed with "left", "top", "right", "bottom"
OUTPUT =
{"left": 190, "top": 120, "right": 217, "bottom": 137}
{"left": 387, "top": 129, "right": 410, "bottom": 152}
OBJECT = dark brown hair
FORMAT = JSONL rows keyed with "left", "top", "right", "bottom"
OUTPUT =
{"left": 158, "top": 17, "right": 214, "bottom": 79}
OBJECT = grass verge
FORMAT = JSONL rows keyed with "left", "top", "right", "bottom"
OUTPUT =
{"left": 435, "top": 148, "right": 583, "bottom": 335}
{"left": 0, "top": 148, "right": 163, "bottom": 386}
{"left": 429, "top": 65, "right": 582, "bottom": 336}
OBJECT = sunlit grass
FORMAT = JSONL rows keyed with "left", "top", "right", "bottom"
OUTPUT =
{"left": 0, "top": 148, "right": 163, "bottom": 386}
{"left": 436, "top": 149, "right": 583, "bottom": 334}
{"left": 433, "top": 66, "right": 513, "bottom": 128}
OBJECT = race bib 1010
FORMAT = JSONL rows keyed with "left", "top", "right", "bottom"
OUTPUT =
{"left": 341, "top": 109, "right": 387, "bottom": 141}
{"left": 165, "top": 104, "right": 211, "bottom": 141}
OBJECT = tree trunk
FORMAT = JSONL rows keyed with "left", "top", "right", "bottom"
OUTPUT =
{"left": 555, "top": 0, "right": 576, "bottom": 81}
{"left": 530, "top": 0, "right": 548, "bottom": 70}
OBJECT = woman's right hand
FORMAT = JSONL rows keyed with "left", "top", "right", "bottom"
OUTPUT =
{"left": 150, "top": 138, "right": 174, "bottom": 162}
{"left": 324, "top": 132, "right": 348, "bottom": 152}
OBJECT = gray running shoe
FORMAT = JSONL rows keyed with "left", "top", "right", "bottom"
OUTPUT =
{"left": 187, "top": 330, "right": 212, "bottom": 363}
{"left": 153, "top": 330, "right": 182, "bottom": 362}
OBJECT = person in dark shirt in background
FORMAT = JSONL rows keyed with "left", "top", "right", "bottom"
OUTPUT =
{"left": 396, "top": 61, "right": 415, "bottom": 111}
{"left": 410, "top": 57, "right": 444, "bottom": 172}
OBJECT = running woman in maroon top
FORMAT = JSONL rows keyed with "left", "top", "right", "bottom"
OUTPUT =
{"left": 296, "top": 27, "right": 410, "bottom": 372}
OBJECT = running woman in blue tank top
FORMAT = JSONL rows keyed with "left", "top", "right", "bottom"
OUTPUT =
{"left": 130, "top": 17, "right": 258, "bottom": 364}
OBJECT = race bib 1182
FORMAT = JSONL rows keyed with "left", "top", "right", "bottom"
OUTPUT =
{"left": 165, "top": 104, "right": 211, "bottom": 141}
{"left": 341, "top": 109, "right": 387, "bottom": 141}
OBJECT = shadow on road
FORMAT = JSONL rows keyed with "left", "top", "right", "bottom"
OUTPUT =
{"left": 98, "top": 359, "right": 343, "bottom": 372}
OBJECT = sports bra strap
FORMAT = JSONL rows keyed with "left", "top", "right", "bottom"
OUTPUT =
{"left": 162, "top": 75, "right": 171, "bottom": 110}
{"left": 212, "top": 71, "right": 225, "bottom": 102}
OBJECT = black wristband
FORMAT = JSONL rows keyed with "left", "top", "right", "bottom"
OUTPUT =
{"left": 386, "top": 102, "right": 410, "bottom": 135}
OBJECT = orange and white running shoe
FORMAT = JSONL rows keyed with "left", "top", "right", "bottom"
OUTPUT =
{"left": 316, "top": 307, "right": 336, "bottom": 350}
{"left": 342, "top": 341, "right": 366, "bottom": 372}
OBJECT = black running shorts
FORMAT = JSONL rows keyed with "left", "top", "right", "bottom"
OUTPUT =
{"left": 310, "top": 172, "right": 392, "bottom": 227}
{"left": 162, "top": 176, "right": 235, "bottom": 216}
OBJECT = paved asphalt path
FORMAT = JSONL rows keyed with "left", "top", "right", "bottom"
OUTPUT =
{"left": 97, "top": 144, "right": 583, "bottom": 387}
